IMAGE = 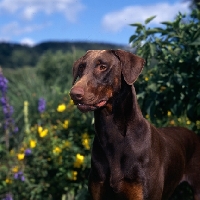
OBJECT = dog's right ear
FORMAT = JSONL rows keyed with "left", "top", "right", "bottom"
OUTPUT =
{"left": 111, "top": 50, "right": 145, "bottom": 85}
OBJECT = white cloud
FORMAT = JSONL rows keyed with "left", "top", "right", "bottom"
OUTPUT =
{"left": 0, "top": 21, "right": 51, "bottom": 36}
{"left": 0, "top": 0, "right": 85, "bottom": 22}
{"left": 102, "top": 2, "right": 190, "bottom": 32}
{"left": 20, "top": 38, "right": 35, "bottom": 47}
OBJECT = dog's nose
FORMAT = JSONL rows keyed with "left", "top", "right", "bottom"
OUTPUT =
{"left": 70, "top": 87, "right": 84, "bottom": 101}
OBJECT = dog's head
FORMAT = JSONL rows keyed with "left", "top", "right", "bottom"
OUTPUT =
{"left": 70, "top": 49, "right": 145, "bottom": 112}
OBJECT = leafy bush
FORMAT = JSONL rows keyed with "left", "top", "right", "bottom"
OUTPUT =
{"left": 129, "top": 8, "right": 200, "bottom": 133}
{"left": 129, "top": 8, "right": 200, "bottom": 199}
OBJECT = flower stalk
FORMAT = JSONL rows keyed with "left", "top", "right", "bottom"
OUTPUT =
{"left": 24, "top": 101, "right": 30, "bottom": 134}
{"left": 0, "top": 67, "right": 18, "bottom": 149}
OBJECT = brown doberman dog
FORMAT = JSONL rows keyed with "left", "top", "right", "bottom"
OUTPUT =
{"left": 70, "top": 49, "right": 200, "bottom": 200}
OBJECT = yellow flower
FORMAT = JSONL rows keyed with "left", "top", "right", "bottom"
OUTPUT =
{"left": 69, "top": 99, "right": 74, "bottom": 105}
{"left": 12, "top": 166, "right": 18, "bottom": 173}
{"left": 82, "top": 138, "right": 90, "bottom": 150}
{"left": 145, "top": 77, "right": 149, "bottom": 81}
{"left": 76, "top": 153, "right": 84, "bottom": 162}
{"left": 40, "top": 129, "right": 48, "bottom": 137}
{"left": 167, "top": 111, "right": 172, "bottom": 117}
{"left": 5, "top": 178, "right": 12, "bottom": 184}
{"left": 38, "top": 126, "right": 43, "bottom": 133}
{"left": 53, "top": 147, "right": 62, "bottom": 154}
{"left": 82, "top": 133, "right": 89, "bottom": 139}
{"left": 57, "top": 104, "right": 66, "bottom": 112}
{"left": 186, "top": 120, "right": 191, "bottom": 125}
{"left": 72, "top": 171, "right": 78, "bottom": 180}
{"left": 82, "top": 133, "right": 90, "bottom": 149}
{"left": 63, "top": 120, "right": 69, "bottom": 129}
{"left": 17, "top": 153, "right": 25, "bottom": 160}
{"left": 170, "top": 120, "right": 175, "bottom": 125}
{"left": 145, "top": 114, "right": 149, "bottom": 119}
{"left": 38, "top": 126, "right": 48, "bottom": 138}
{"left": 30, "top": 140, "right": 37, "bottom": 148}
{"left": 74, "top": 153, "right": 84, "bottom": 168}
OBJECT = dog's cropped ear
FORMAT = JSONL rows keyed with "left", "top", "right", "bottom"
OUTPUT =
{"left": 111, "top": 50, "right": 145, "bottom": 85}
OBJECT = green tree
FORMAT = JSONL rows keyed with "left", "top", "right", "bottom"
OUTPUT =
{"left": 129, "top": 8, "right": 200, "bottom": 199}
{"left": 129, "top": 8, "right": 200, "bottom": 134}
{"left": 191, "top": 0, "right": 200, "bottom": 9}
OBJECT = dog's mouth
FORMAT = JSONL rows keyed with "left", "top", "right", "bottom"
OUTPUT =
{"left": 75, "top": 100, "right": 107, "bottom": 112}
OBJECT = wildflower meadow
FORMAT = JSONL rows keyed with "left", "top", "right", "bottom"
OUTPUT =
{"left": 0, "top": 8, "right": 199, "bottom": 200}
{"left": 0, "top": 68, "right": 94, "bottom": 199}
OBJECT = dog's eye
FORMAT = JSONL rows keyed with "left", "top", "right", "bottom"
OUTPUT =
{"left": 99, "top": 65, "right": 107, "bottom": 71}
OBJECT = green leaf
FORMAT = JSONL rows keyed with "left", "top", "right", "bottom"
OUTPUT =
{"left": 145, "top": 15, "right": 156, "bottom": 24}
{"left": 149, "top": 43, "right": 156, "bottom": 57}
{"left": 193, "top": 28, "right": 200, "bottom": 41}
{"left": 129, "top": 35, "right": 138, "bottom": 43}
{"left": 161, "top": 21, "right": 173, "bottom": 26}
{"left": 148, "top": 83, "right": 157, "bottom": 92}
{"left": 145, "top": 29, "right": 160, "bottom": 35}
{"left": 129, "top": 23, "right": 143, "bottom": 29}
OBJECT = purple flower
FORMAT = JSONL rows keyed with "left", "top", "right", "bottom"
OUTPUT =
{"left": 38, "top": 98, "right": 46, "bottom": 113}
{"left": 3, "top": 193, "right": 13, "bottom": 200}
{"left": 21, "top": 175, "right": 25, "bottom": 182}
{"left": 25, "top": 148, "right": 32, "bottom": 156}
{"left": 13, "top": 171, "right": 25, "bottom": 182}
{"left": 3, "top": 105, "right": 14, "bottom": 118}
{"left": 13, "top": 126, "right": 19, "bottom": 133}
{"left": 0, "top": 74, "right": 8, "bottom": 93}
{"left": 14, "top": 173, "right": 18, "bottom": 179}
{"left": 1, "top": 97, "right": 7, "bottom": 105}
{"left": 0, "top": 71, "right": 18, "bottom": 136}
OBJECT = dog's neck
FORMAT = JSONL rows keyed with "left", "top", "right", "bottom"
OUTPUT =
{"left": 113, "top": 83, "right": 144, "bottom": 134}
{"left": 94, "top": 81, "right": 148, "bottom": 138}
{"left": 93, "top": 82, "right": 151, "bottom": 184}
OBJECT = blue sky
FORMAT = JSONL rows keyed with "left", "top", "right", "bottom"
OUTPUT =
{"left": 0, "top": 0, "right": 190, "bottom": 46}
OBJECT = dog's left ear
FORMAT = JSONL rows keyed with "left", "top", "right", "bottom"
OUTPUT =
{"left": 111, "top": 50, "right": 145, "bottom": 85}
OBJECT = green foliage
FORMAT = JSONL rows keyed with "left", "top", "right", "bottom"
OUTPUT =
{"left": 1, "top": 101, "right": 93, "bottom": 199}
{"left": 0, "top": 42, "right": 122, "bottom": 68}
{"left": 0, "top": 7, "right": 200, "bottom": 200}
{"left": 36, "top": 50, "right": 85, "bottom": 88}
{"left": 0, "top": 68, "right": 93, "bottom": 199}
{"left": 2, "top": 67, "right": 54, "bottom": 144}
{"left": 130, "top": 8, "right": 200, "bottom": 133}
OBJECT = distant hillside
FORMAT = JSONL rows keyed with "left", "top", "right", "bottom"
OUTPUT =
{"left": 0, "top": 41, "right": 124, "bottom": 68}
